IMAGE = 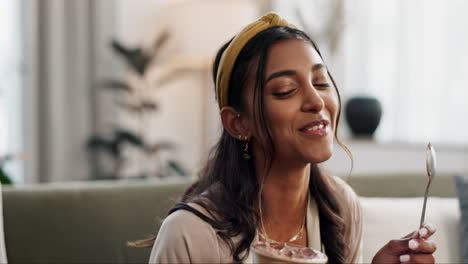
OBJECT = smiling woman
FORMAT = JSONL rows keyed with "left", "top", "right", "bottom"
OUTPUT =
{"left": 134, "top": 12, "right": 438, "bottom": 264}
{"left": 257, "top": 39, "right": 339, "bottom": 165}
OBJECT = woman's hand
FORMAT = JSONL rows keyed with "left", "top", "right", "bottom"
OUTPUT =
{"left": 371, "top": 223, "right": 437, "bottom": 264}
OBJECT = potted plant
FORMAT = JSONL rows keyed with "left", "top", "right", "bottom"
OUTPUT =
{"left": 87, "top": 35, "right": 186, "bottom": 179}
{"left": 0, "top": 154, "right": 18, "bottom": 184}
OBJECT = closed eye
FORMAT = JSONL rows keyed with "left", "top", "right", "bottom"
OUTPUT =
{"left": 272, "top": 89, "right": 296, "bottom": 97}
{"left": 314, "top": 83, "right": 330, "bottom": 88}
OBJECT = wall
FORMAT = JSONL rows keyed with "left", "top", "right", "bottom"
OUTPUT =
{"left": 112, "top": 0, "right": 263, "bottom": 176}
{"left": 325, "top": 139, "right": 468, "bottom": 175}
{"left": 112, "top": 0, "right": 468, "bottom": 177}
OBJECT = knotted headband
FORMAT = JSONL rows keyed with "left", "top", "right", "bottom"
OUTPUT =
{"left": 215, "top": 12, "right": 297, "bottom": 109}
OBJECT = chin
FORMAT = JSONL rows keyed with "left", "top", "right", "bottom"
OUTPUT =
{"left": 303, "top": 140, "right": 334, "bottom": 163}
{"left": 303, "top": 149, "right": 333, "bottom": 164}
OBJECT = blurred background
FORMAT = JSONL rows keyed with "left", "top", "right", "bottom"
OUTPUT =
{"left": 2, "top": 0, "right": 468, "bottom": 185}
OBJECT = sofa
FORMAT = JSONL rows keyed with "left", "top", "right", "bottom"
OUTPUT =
{"left": 1, "top": 173, "right": 462, "bottom": 263}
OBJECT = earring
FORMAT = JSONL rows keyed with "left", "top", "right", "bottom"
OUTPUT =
{"left": 242, "top": 136, "right": 251, "bottom": 160}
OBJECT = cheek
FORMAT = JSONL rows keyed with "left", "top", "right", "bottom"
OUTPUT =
{"left": 265, "top": 100, "right": 299, "bottom": 134}
{"left": 266, "top": 109, "right": 291, "bottom": 137}
{"left": 324, "top": 93, "right": 340, "bottom": 129}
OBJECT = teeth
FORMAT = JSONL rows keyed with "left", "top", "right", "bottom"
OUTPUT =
{"left": 305, "top": 123, "right": 325, "bottom": 131}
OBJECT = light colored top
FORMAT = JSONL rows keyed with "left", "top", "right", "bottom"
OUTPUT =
{"left": 149, "top": 176, "right": 363, "bottom": 263}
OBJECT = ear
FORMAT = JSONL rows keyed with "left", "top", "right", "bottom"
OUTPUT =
{"left": 220, "top": 106, "right": 251, "bottom": 140}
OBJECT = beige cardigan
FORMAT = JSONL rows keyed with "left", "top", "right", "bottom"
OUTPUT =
{"left": 149, "top": 176, "right": 363, "bottom": 263}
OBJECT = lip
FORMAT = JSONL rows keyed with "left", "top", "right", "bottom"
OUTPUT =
{"left": 299, "top": 120, "right": 330, "bottom": 136}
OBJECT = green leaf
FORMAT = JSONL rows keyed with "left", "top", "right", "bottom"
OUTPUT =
{"left": 153, "top": 31, "right": 170, "bottom": 53}
{"left": 0, "top": 166, "right": 13, "bottom": 185}
{"left": 167, "top": 160, "right": 187, "bottom": 177}
{"left": 100, "top": 80, "right": 132, "bottom": 92}
{"left": 86, "top": 136, "right": 119, "bottom": 156}
{"left": 0, "top": 154, "right": 14, "bottom": 166}
{"left": 111, "top": 39, "right": 152, "bottom": 75}
{"left": 145, "top": 142, "right": 174, "bottom": 154}
{"left": 117, "top": 101, "right": 158, "bottom": 112}
{"left": 115, "top": 130, "right": 144, "bottom": 147}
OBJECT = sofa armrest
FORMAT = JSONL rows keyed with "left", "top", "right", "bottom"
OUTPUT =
{"left": 360, "top": 197, "right": 460, "bottom": 263}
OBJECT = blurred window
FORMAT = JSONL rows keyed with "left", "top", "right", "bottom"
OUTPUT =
{"left": 0, "top": 0, "right": 22, "bottom": 182}
{"left": 341, "top": 0, "right": 468, "bottom": 145}
{"left": 282, "top": 0, "right": 468, "bottom": 145}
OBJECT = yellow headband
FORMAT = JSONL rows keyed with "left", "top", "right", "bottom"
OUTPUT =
{"left": 215, "top": 12, "right": 296, "bottom": 109}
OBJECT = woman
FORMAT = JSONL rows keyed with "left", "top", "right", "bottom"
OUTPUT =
{"left": 143, "top": 13, "right": 437, "bottom": 263}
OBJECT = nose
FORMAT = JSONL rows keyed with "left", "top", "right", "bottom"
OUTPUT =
{"left": 301, "top": 83, "right": 324, "bottom": 113}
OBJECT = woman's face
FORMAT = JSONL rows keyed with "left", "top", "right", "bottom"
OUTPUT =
{"left": 246, "top": 39, "right": 339, "bottom": 165}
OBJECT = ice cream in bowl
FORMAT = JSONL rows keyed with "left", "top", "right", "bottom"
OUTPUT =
{"left": 251, "top": 241, "right": 327, "bottom": 263}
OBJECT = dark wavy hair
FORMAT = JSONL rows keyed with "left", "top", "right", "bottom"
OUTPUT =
{"left": 130, "top": 26, "right": 352, "bottom": 263}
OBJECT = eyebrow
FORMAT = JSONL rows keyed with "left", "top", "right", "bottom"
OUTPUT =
{"left": 312, "top": 63, "right": 326, "bottom": 72}
{"left": 265, "top": 70, "right": 296, "bottom": 84}
{"left": 265, "top": 63, "right": 326, "bottom": 84}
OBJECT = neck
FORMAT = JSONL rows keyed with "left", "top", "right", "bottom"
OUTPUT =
{"left": 255, "top": 155, "right": 310, "bottom": 243}
{"left": 260, "top": 162, "right": 310, "bottom": 213}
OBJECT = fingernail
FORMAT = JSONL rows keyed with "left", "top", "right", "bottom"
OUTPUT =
{"left": 409, "top": 239, "right": 419, "bottom": 249}
{"left": 400, "top": 254, "right": 410, "bottom": 262}
{"left": 419, "top": 227, "right": 428, "bottom": 237}
{"left": 424, "top": 222, "right": 436, "bottom": 232}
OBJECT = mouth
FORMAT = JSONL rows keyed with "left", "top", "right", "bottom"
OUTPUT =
{"left": 299, "top": 120, "right": 330, "bottom": 136}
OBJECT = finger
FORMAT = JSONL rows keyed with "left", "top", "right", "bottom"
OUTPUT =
{"left": 408, "top": 239, "right": 437, "bottom": 254}
{"left": 399, "top": 253, "right": 435, "bottom": 264}
{"left": 401, "top": 223, "right": 437, "bottom": 240}
{"left": 402, "top": 230, "right": 418, "bottom": 239}
{"left": 384, "top": 238, "right": 412, "bottom": 255}
{"left": 418, "top": 223, "right": 437, "bottom": 239}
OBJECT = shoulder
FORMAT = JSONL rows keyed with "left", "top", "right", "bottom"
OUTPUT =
{"left": 162, "top": 203, "right": 217, "bottom": 232}
{"left": 332, "top": 176, "right": 360, "bottom": 204}
{"left": 149, "top": 203, "right": 223, "bottom": 263}
{"left": 331, "top": 176, "right": 364, "bottom": 263}
{"left": 330, "top": 176, "right": 363, "bottom": 222}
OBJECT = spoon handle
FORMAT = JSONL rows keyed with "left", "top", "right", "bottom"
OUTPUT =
{"left": 419, "top": 182, "right": 431, "bottom": 228}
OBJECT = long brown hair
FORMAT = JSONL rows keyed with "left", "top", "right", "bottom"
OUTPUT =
{"left": 130, "top": 26, "right": 352, "bottom": 263}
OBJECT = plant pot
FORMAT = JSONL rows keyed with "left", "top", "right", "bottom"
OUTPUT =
{"left": 345, "top": 96, "right": 382, "bottom": 137}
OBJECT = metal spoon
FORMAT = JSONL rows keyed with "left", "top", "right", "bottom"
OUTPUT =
{"left": 420, "top": 142, "right": 437, "bottom": 228}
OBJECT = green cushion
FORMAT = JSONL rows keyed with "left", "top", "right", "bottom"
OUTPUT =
{"left": 454, "top": 175, "right": 468, "bottom": 262}
{"left": 3, "top": 180, "right": 190, "bottom": 263}
{"left": 346, "top": 173, "right": 456, "bottom": 198}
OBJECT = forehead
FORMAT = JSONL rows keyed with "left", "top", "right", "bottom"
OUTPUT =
{"left": 265, "top": 39, "right": 323, "bottom": 73}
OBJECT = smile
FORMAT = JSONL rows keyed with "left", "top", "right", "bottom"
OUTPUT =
{"left": 299, "top": 120, "right": 330, "bottom": 136}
